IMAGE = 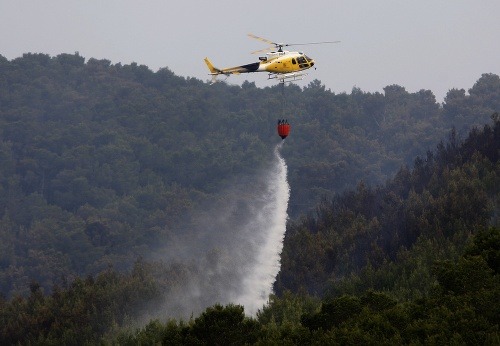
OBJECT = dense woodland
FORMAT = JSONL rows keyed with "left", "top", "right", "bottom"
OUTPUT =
{"left": 0, "top": 53, "right": 499, "bottom": 344}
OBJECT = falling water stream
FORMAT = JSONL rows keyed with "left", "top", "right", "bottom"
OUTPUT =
{"left": 149, "top": 143, "right": 290, "bottom": 320}
{"left": 233, "top": 142, "right": 290, "bottom": 315}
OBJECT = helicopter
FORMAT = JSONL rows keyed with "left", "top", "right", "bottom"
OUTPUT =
{"left": 204, "top": 34, "right": 339, "bottom": 84}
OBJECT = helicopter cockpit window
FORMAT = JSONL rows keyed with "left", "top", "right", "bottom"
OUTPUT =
{"left": 292, "top": 58, "right": 297, "bottom": 64}
{"left": 304, "top": 55, "right": 312, "bottom": 62}
{"left": 296, "top": 55, "right": 308, "bottom": 68}
{"left": 297, "top": 56, "right": 307, "bottom": 64}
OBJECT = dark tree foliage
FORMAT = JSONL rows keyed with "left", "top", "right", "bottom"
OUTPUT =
{"left": 0, "top": 53, "right": 499, "bottom": 344}
{"left": 116, "top": 230, "right": 500, "bottom": 344}
{"left": 0, "top": 260, "right": 165, "bottom": 345}
{"left": 0, "top": 53, "right": 274, "bottom": 297}
{"left": 2, "top": 53, "right": 496, "bottom": 297}
{"left": 189, "top": 304, "right": 261, "bottom": 345}
{"left": 1, "top": 229, "right": 498, "bottom": 344}
{"left": 276, "top": 119, "right": 499, "bottom": 297}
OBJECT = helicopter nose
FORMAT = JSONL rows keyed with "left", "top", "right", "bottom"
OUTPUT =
{"left": 310, "top": 60, "right": 315, "bottom": 67}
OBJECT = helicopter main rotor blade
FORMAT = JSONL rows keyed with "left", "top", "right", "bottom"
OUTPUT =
{"left": 286, "top": 41, "right": 341, "bottom": 46}
{"left": 247, "top": 33, "right": 277, "bottom": 46}
{"left": 250, "top": 46, "right": 275, "bottom": 55}
{"left": 248, "top": 33, "right": 340, "bottom": 54}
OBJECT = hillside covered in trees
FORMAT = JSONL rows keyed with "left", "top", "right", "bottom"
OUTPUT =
{"left": 276, "top": 119, "right": 499, "bottom": 297}
{"left": 1, "top": 53, "right": 498, "bottom": 299}
{"left": 1, "top": 114, "right": 498, "bottom": 345}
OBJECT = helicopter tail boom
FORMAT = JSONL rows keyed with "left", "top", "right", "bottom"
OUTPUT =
{"left": 204, "top": 57, "right": 264, "bottom": 84}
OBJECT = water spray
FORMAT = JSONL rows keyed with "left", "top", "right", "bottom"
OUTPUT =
{"left": 233, "top": 142, "right": 290, "bottom": 315}
{"left": 149, "top": 142, "right": 290, "bottom": 320}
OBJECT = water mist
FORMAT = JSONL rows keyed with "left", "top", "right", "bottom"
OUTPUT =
{"left": 232, "top": 142, "right": 290, "bottom": 315}
{"left": 150, "top": 143, "right": 290, "bottom": 320}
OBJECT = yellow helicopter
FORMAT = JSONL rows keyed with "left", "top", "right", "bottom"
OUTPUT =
{"left": 204, "top": 34, "right": 339, "bottom": 84}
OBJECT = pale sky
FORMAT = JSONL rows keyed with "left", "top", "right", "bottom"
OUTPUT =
{"left": 1, "top": 1, "right": 499, "bottom": 102}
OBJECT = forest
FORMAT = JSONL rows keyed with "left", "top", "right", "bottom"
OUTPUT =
{"left": 0, "top": 53, "right": 499, "bottom": 344}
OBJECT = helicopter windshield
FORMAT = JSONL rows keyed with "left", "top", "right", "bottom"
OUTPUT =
{"left": 296, "top": 55, "right": 310, "bottom": 68}
{"left": 296, "top": 56, "right": 307, "bottom": 64}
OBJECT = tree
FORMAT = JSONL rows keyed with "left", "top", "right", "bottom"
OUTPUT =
{"left": 190, "top": 304, "right": 260, "bottom": 345}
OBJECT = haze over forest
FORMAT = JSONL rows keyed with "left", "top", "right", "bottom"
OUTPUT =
{"left": 0, "top": 53, "right": 498, "bottom": 344}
